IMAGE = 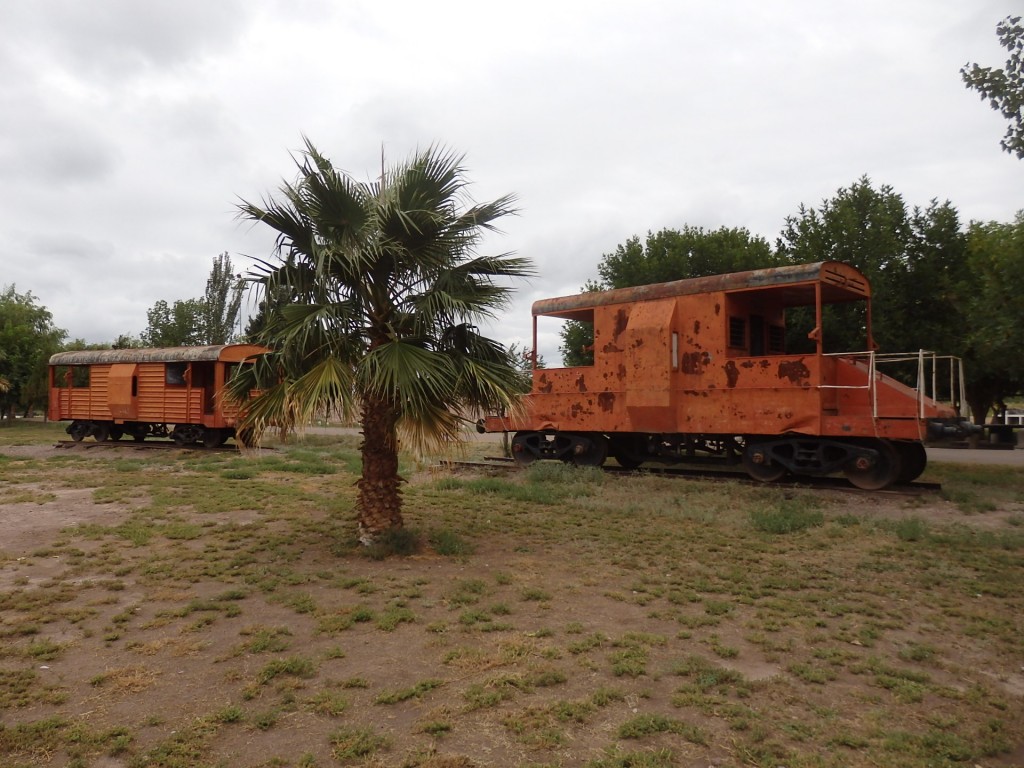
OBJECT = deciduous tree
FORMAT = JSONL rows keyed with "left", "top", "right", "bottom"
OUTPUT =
{"left": 961, "top": 213, "right": 1024, "bottom": 421}
{"left": 0, "top": 286, "right": 65, "bottom": 421}
{"left": 141, "top": 253, "right": 245, "bottom": 346}
{"left": 962, "top": 15, "right": 1024, "bottom": 159}
{"left": 202, "top": 252, "right": 244, "bottom": 345}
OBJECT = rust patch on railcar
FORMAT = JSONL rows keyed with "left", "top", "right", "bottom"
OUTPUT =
{"left": 714, "top": 303, "right": 721, "bottom": 315}
{"left": 777, "top": 359, "right": 811, "bottom": 385}
{"left": 569, "top": 402, "right": 594, "bottom": 418}
{"left": 537, "top": 374, "right": 553, "bottom": 394}
{"left": 576, "top": 375, "right": 587, "bottom": 393}
{"left": 681, "top": 351, "right": 711, "bottom": 374}
{"left": 693, "top": 320, "right": 701, "bottom": 335}
{"left": 613, "top": 309, "right": 629, "bottom": 339}
{"left": 598, "top": 392, "right": 615, "bottom": 412}
{"left": 602, "top": 342, "right": 622, "bottom": 354}
{"left": 724, "top": 361, "right": 740, "bottom": 388}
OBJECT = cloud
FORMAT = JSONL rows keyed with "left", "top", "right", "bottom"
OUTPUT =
{"left": 0, "top": 0, "right": 1020, "bottom": 354}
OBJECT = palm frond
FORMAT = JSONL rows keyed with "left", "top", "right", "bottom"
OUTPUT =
{"left": 287, "top": 356, "right": 358, "bottom": 427}
{"left": 235, "top": 379, "right": 295, "bottom": 441}
{"left": 238, "top": 139, "right": 532, "bottom": 480}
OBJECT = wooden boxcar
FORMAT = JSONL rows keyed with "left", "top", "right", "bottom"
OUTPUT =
{"left": 483, "top": 261, "right": 974, "bottom": 489}
{"left": 48, "top": 344, "right": 269, "bottom": 447}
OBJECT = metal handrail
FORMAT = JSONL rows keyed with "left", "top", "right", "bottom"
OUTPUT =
{"left": 821, "top": 349, "right": 967, "bottom": 419}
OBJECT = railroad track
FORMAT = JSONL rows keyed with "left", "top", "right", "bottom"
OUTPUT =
{"left": 440, "top": 457, "right": 941, "bottom": 496}
{"left": 53, "top": 440, "right": 249, "bottom": 454}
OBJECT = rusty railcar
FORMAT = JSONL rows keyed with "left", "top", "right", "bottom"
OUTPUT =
{"left": 48, "top": 344, "right": 269, "bottom": 447}
{"left": 484, "top": 261, "right": 974, "bottom": 489}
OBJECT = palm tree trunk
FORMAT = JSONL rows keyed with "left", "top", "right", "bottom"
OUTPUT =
{"left": 356, "top": 395, "right": 403, "bottom": 544}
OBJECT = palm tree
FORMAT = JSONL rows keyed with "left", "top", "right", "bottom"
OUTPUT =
{"left": 232, "top": 139, "right": 532, "bottom": 544}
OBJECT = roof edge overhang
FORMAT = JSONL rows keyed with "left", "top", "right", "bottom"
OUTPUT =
{"left": 49, "top": 344, "right": 271, "bottom": 366}
{"left": 532, "top": 261, "right": 870, "bottom": 317}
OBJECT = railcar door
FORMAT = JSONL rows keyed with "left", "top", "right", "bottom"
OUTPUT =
{"left": 623, "top": 299, "right": 677, "bottom": 428}
{"left": 107, "top": 364, "right": 139, "bottom": 420}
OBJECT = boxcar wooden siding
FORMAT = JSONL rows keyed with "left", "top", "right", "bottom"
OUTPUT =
{"left": 54, "top": 363, "right": 210, "bottom": 425}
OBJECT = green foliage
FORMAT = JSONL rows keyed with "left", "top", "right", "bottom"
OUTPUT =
{"left": 598, "top": 226, "right": 780, "bottom": 288}
{"left": 962, "top": 15, "right": 1024, "bottom": 159}
{"left": 0, "top": 285, "right": 66, "bottom": 419}
{"left": 142, "top": 297, "right": 207, "bottom": 347}
{"left": 256, "top": 656, "right": 317, "bottom": 685}
{"left": 962, "top": 214, "right": 1024, "bottom": 419}
{"left": 375, "top": 678, "right": 444, "bottom": 704}
{"left": 363, "top": 527, "right": 422, "bottom": 560}
{"left": 232, "top": 139, "right": 531, "bottom": 542}
{"left": 428, "top": 528, "right": 475, "bottom": 557}
{"left": 202, "top": 252, "right": 245, "bottom": 345}
{"left": 142, "top": 253, "right": 244, "bottom": 346}
{"left": 618, "top": 713, "right": 707, "bottom": 744}
{"left": 749, "top": 497, "right": 825, "bottom": 534}
{"left": 779, "top": 177, "right": 933, "bottom": 354}
{"left": 329, "top": 726, "right": 389, "bottom": 760}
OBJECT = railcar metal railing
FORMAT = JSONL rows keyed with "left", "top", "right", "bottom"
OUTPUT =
{"left": 822, "top": 350, "right": 968, "bottom": 419}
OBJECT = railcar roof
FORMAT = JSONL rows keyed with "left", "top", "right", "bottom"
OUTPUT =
{"left": 49, "top": 344, "right": 270, "bottom": 366}
{"left": 533, "top": 261, "right": 869, "bottom": 318}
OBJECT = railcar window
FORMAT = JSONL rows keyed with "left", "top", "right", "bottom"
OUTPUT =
{"left": 749, "top": 315, "right": 765, "bottom": 356}
{"left": 55, "top": 365, "right": 90, "bottom": 387}
{"left": 537, "top": 312, "right": 594, "bottom": 367}
{"left": 768, "top": 325, "right": 785, "bottom": 354}
{"left": 166, "top": 363, "right": 187, "bottom": 385}
{"left": 728, "top": 317, "right": 746, "bottom": 349}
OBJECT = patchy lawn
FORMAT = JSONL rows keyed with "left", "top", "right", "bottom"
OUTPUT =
{"left": 1, "top": 420, "right": 1023, "bottom": 767}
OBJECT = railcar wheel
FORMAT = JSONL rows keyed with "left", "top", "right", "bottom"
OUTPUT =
{"left": 68, "top": 421, "right": 89, "bottom": 442}
{"left": 168, "top": 423, "right": 196, "bottom": 448}
{"left": 843, "top": 439, "right": 901, "bottom": 490}
{"left": 92, "top": 423, "right": 110, "bottom": 442}
{"left": 510, "top": 432, "right": 537, "bottom": 466}
{"left": 610, "top": 435, "right": 644, "bottom": 469}
{"left": 109, "top": 427, "right": 123, "bottom": 441}
{"left": 742, "top": 443, "right": 787, "bottom": 483}
{"left": 203, "top": 429, "right": 227, "bottom": 449}
{"left": 572, "top": 434, "right": 608, "bottom": 467}
{"left": 893, "top": 441, "right": 927, "bottom": 484}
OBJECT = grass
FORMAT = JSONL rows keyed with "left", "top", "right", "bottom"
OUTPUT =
{"left": 1, "top": 422, "right": 1023, "bottom": 766}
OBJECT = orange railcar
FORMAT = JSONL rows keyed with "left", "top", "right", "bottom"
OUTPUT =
{"left": 484, "top": 261, "right": 974, "bottom": 489}
{"left": 48, "top": 344, "right": 269, "bottom": 447}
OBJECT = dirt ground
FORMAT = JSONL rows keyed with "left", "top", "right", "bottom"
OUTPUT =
{"left": 2, "top": 439, "right": 1023, "bottom": 768}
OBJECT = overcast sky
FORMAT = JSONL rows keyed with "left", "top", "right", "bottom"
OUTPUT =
{"left": 1, "top": 0, "right": 1020, "bottom": 363}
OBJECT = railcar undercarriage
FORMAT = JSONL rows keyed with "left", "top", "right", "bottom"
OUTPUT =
{"left": 66, "top": 419, "right": 238, "bottom": 449}
{"left": 507, "top": 429, "right": 932, "bottom": 490}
